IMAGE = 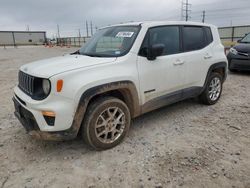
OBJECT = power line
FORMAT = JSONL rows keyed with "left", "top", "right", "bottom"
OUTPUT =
{"left": 192, "top": 6, "right": 250, "bottom": 15}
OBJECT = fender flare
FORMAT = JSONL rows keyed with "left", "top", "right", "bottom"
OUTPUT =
{"left": 202, "top": 62, "right": 228, "bottom": 90}
{"left": 68, "top": 81, "right": 140, "bottom": 136}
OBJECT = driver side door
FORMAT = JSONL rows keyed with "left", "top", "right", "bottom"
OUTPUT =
{"left": 137, "top": 25, "right": 187, "bottom": 108}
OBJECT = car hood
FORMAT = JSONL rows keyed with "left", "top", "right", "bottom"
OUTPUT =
{"left": 234, "top": 43, "right": 250, "bottom": 53}
{"left": 20, "top": 55, "right": 116, "bottom": 78}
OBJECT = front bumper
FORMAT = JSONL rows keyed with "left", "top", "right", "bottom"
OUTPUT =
{"left": 227, "top": 53, "right": 250, "bottom": 71}
{"left": 13, "top": 97, "right": 78, "bottom": 141}
{"left": 13, "top": 86, "right": 79, "bottom": 141}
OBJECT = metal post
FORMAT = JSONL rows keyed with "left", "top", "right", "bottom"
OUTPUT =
{"left": 232, "top": 27, "right": 235, "bottom": 43}
{"left": 12, "top": 32, "right": 16, "bottom": 48}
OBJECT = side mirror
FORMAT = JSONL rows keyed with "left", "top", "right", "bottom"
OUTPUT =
{"left": 237, "top": 39, "right": 241, "bottom": 43}
{"left": 147, "top": 44, "right": 165, "bottom": 60}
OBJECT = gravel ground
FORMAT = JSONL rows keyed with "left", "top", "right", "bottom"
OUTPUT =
{"left": 0, "top": 46, "right": 250, "bottom": 188}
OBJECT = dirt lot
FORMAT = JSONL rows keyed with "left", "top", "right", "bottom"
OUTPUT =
{"left": 0, "top": 46, "right": 250, "bottom": 188}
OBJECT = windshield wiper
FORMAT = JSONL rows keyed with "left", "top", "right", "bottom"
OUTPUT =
{"left": 70, "top": 50, "right": 80, "bottom": 55}
{"left": 80, "top": 53, "right": 103, "bottom": 57}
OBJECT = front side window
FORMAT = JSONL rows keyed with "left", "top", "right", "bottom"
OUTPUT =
{"left": 139, "top": 26, "right": 180, "bottom": 57}
{"left": 183, "top": 26, "right": 206, "bottom": 52}
{"left": 79, "top": 26, "right": 140, "bottom": 57}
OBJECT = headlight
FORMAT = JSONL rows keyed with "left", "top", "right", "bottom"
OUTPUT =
{"left": 42, "top": 79, "right": 51, "bottom": 95}
{"left": 229, "top": 48, "right": 238, "bottom": 55}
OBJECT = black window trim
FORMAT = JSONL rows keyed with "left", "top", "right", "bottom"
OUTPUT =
{"left": 138, "top": 24, "right": 213, "bottom": 57}
{"left": 181, "top": 25, "right": 213, "bottom": 53}
{"left": 138, "top": 24, "right": 182, "bottom": 57}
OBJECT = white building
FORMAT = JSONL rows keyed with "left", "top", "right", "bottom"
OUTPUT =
{"left": 0, "top": 31, "right": 46, "bottom": 46}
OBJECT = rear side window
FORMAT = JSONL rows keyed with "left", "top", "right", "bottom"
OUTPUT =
{"left": 183, "top": 26, "right": 206, "bottom": 52}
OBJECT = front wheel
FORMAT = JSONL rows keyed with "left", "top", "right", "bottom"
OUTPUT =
{"left": 199, "top": 72, "right": 223, "bottom": 105}
{"left": 82, "top": 97, "right": 131, "bottom": 150}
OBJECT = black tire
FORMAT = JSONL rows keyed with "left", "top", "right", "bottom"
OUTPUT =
{"left": 82, "top": 96, "right": 131, "bottom": 150}
{"left": 229, "top": 68, "right": 237, "bottom": 72}
{"left": 199, "top": 72, "right": 223, "bottom": 105}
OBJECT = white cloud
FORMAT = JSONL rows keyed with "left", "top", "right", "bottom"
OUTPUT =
{"left": 0, "top": 0, "right": 249, "bottom": 37}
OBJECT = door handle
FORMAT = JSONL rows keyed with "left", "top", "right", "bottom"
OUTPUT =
{"left": 173, "top": 60, "right": 185, "bottom": 66}
{"left": 204, "top": 54, "right": 212, "bottom": 59}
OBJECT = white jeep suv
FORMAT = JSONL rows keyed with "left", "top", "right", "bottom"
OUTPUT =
{"left": 13, "top": 21, "right": 227, "bottom": 150}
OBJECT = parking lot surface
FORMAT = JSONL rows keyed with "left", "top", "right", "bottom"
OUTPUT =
{"left": 0, "top": 46, "right": 250, "bottom": 188}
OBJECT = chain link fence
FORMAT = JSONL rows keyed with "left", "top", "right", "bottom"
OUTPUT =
{"left": 56, "top": 37, "right": 91, "bottom": 47}
{"left": 219, "top": 25, "right": 250, "bottom": 48}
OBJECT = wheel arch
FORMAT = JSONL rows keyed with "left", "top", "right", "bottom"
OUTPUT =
{"left": 204, "top": 62, "right": 227, "bottom": 86}
{"left": 199, "top": 61, "right": 227, "bottom": 95}
{"left": 69, "top": 81, "right": 140, "bottom": 136}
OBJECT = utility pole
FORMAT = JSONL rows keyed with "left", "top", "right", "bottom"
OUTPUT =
{"left": 90, "top": 21, "right": 93, "bottom": 36}
{"left": 86, "top": 21, "right": 89, "bottom": 37}
{"left": 78, "top": 29, "right": 81, "bottom": 46}
{"left": 181, "top": 0, "right": 184, "bottom": 20}
{"left": 57, "top": 24, "right": 60, "bottom": 38}
{"left": 181, "top": 0, "right": 191, "bottom": 21}
{"left": 202, "top": 10, "right": 206, "bottom": 23}
{"left": 78, "top": 29, "right": 81, "bottom": 38}
{"left": 26, "top": 25, "right": 30, "bottom": 31}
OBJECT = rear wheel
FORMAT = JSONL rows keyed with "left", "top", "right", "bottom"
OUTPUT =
{"left": 82, "top": 97, "right": 131, "bottom": 150}
{"left": 199, "top": 72, "right": 223, "bottom": 105}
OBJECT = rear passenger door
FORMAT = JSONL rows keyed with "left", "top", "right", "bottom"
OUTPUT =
{"left": 181, "top": 26, "right": 214, "bottom": 88}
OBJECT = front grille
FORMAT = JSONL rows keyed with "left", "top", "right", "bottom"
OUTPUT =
{"left": 18, "top": 71, "right": 35, "bottom": 95}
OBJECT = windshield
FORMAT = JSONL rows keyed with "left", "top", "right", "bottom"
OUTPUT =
{"left": 79, "top": 26, "right": 140, "bottom": 57}
{"left": 241, "top": 33, "right": 250, "bottom": 43}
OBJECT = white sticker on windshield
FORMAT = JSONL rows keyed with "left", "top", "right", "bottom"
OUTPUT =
{"left": 116, "top": 32, "right": 134, "bottom": 38}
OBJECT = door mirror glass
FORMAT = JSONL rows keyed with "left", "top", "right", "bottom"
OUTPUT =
{"left": 147, "top": 44, "right": 165, "bottom": 60}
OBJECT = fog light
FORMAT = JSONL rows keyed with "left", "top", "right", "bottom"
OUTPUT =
{"left": 42, "top": 111, "right": 55, "bottom": 126}
{"left": 42, "top": 111, "right": 55, "bottom": 117}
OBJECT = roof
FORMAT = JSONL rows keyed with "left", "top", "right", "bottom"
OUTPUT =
{"left": 101, "top": 21, "right": 215, "bottom": 29}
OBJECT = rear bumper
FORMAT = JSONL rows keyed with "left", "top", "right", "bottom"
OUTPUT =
{"left": 13, "top": 96, "right": 77, "bottom": 141}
